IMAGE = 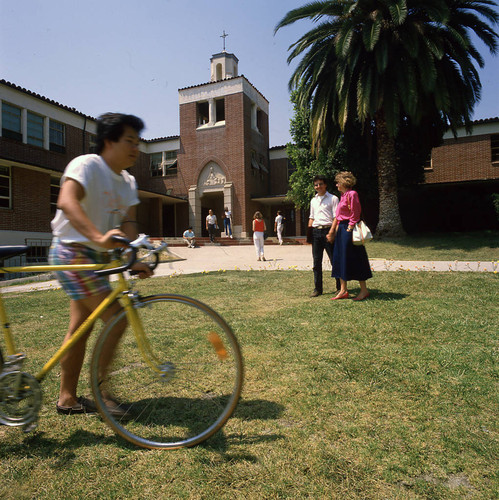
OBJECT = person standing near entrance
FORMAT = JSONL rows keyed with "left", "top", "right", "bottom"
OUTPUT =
{"left": 308, "top": 175, "right": 340, "bottom": 297}
{"left": 206, "top": 209, "right": 217, "bottom": 243}
{"left": 252, "top": 211, "right": 266, "bottom": 261}
{"left": 274, "top": 210, "right": 284, "bottom": 245}
{"left": 223, "top": 207, "right": 233, "bottom": 238}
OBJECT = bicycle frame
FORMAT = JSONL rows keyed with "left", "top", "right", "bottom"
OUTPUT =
{"left": 0, "top": 261, "right": 162, "bottom": 383}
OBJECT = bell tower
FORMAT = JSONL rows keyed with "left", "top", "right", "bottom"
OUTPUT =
{"left": 178, "top": 35, "right": 269, "bottom": 238}
{"left": 210, "top": 30, "right": 238, "bottom": 81}
{"left": 210, "top": 52, "right": 239, "bottom": 82}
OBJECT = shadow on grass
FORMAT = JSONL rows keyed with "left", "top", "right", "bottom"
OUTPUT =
{"left": 346, "top": 288, "right": 408, "bottom": 301}
{"left": 0, "top": 398, "right": 285, "bottom": 459}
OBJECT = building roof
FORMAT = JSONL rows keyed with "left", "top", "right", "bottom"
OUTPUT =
{"left": 178, "top": 75, "right": 269, "bottom": 103}
{"left": 1, "top": 79, "right": 95, "bottom": 120}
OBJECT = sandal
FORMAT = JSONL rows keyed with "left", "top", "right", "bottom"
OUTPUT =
{"left": 56, "top": 396, "right": 97, "bottom": 415}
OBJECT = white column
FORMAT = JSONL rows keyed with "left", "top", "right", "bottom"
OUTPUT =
{"left": 208, "top": 98, "right": 216, "bottom": 125}
{"left": 251, "top": 103, "right": 257, "bottom": 130}
{"left": 188, "top": 185, "right": 201, "bottom": 236}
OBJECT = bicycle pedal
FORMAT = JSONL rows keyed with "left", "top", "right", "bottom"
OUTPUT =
{"left": 23, "top": 420, "right": 38, "bottom": 433}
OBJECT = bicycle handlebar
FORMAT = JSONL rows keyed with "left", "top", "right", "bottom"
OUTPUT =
{"left": 94, "top": 234, "right": 166, "bottom": 277}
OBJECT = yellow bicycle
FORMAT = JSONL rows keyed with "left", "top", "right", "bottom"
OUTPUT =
{"left": 0, "top": 235, "right": 243, "bottom": 449}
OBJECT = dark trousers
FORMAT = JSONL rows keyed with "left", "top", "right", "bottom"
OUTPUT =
{"left": 312, "top": 227, "right": 340, "bottom": 293}
{"left": 208, "top": 224, "right": 216, "bottom": 242}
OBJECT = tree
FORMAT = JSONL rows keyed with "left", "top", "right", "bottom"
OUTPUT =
{"left": 275, "top": 0, "right": 498, "bottom": 237}
{"left": 286, "top": 90, "right": 340, "bottom": 208}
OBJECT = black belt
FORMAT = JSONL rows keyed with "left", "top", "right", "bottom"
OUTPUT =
{"left": 314, "top": 225, "right": 331, "bottom": 230}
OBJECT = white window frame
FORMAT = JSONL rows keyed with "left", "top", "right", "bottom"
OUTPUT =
{"left": 0, "top": 166, "right": 12, "bottom": 209}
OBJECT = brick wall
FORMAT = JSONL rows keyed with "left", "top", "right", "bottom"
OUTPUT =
{"left": 0, "top": 166, "right": 51, "bottom": 232}
{"left": 0, "top": 123, "right": 93, "bottom": 174}
{"left": 425, "top": 134, "right": 498, "bottom": 184}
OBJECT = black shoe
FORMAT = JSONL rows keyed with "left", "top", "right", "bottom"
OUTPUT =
{"left": 309, "top": 290, "right": 322, "bottom": 297}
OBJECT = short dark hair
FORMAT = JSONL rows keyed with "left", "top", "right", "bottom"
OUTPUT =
{"left": 95, "top": 113, "right": 145, "bottom": 154}
{"left": 313, "top": 175, "right": 327, "bottom": 185}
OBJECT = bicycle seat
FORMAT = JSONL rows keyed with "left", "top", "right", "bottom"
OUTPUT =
{"left": 0, "top": 245, "right": 29, "bottom": 260}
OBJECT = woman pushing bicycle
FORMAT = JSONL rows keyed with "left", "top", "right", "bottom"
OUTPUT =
{"left": 49, "top": 113, "right": 153, "bottom": 416}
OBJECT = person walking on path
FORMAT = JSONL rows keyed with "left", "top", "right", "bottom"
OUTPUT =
{"left": 206, "top": 209, "right": 217, "bottom": 243}
{"left": 223, "top": 207, "right": 233, "bottom": 238}
{"left": 308, "top": 175, "right": 340, "bottom": 297}
{"left": 49, "top": 113, "right": 153, "bottom": 416}
{"left": 331, "top": 171, "right": 372, "bottom": 301}
{"left": 252, "top": 211, "right": 266, "bottom": 261}
{"left": 183, "top": 226, "right": 196, "bottom": 248}
{"left": 274, "top": 210, "right": 284, "bottom": 245}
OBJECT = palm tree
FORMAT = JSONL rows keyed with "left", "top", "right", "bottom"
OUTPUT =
{"left": 275, "top": 0, "right": 498, "bottom": 237}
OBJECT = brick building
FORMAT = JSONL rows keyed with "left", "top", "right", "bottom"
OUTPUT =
{"left": 1, "top": 50, "right": 498, "bottom": 250}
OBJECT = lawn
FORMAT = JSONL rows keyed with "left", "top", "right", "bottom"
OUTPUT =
{"left": 354, "top": 230, "right": 499, "bottom": 261}
{"left": 0, "top": 270, "right": 497, "bottom": 499}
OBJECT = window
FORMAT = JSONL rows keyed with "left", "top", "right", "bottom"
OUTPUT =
{"left": 256, "top": 109, "right": 264, "bottom": 133}
{"left": 287, "top": 159, "right": 296, "bottom": 181}
{"left": 2, "top": 103, "right": 22, "bottom": 141}
{"left": 215, "top": 98, "right": 225, "bottom": 122}
{"left": 492, "top": 134, "right": 499, "bottom": 164}
{"left": 27, "top": 111, "right": 44, "bottom": 147}
{"left": 197, "top": 102, "right": 209, "bottom": 126}
{"left": 49, "top": 120, "right": 66, "bottom": 153}
{"left": 424, "top": 154, "right": 433, "bottom": 171}
{"left": 150, "top": 152, "right": 163, "bottom": 177}
{"left": 50, "top": 176, "right": 60, "bottom": 215}
{"left": 0, "top": 166, "right": 11, "bottom": 209}
{"left": 87, "top": 134, "right": 97, "bottom": 153}
{"left": 150, "top": 151, "right": 178, "bottom": 177}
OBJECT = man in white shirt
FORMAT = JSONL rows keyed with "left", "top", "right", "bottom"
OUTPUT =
{"left": 274, "top": 210, "right": 284, "bottom": 245}
{"left": 205, "top": 209, "right": 217, "bottom": 243}
{"left": 308, "top": 175, "right": 340, "bottom": 297}
{"left": 183, "top": 227, "right": 196, "bottom": 248}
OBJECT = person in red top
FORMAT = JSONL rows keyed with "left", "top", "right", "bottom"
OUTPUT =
{"left": 331, "top": 171, "right": 372, "bottom": 301}
{"left": 252, "top": 211, "right": 266, "bottom": 261}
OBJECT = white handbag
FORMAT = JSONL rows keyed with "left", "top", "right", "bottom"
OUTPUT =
{"left": 352, "top": 221, "right": 373, "bottom": 246}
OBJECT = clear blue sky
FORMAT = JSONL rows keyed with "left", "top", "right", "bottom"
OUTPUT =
{"left": 1, "top": 0, "right": 498, "bottom": 147}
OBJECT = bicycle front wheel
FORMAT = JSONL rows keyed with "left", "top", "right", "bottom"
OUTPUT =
{"left": 90, "top": 294, "right": 243, "bottom": 450}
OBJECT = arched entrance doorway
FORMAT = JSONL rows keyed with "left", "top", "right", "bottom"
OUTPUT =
{"left": 188, "top": 161, "right": 234, "bottom": 238}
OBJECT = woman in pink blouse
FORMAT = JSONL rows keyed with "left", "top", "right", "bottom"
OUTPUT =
{"left": 331, "top": 172, "right": 372, "bottom": 301}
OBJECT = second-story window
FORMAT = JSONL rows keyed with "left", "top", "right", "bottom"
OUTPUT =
{"left": 1, "top": 103, "right": 22, "bottom": 141}
{"left": 215, "top": 98, "right": 225, "bottom": 123}
{"left": 491, "top": 134, "right": 499, "bottom": 164}
{"left": 27, "top": 111, "right": 44, "bottom": 147}
{"left": 49, "top": 120, "right": 66, "bottom": 153}
{"left": 150, "top": 152, "right": 163, "bottom": 177}
{"left": 197, "top": 102, "right": 209, "bottom": 126}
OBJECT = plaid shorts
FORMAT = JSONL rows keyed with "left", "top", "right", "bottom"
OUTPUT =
{"left": 49, "top": 239, "right": 111, "bottom": 300}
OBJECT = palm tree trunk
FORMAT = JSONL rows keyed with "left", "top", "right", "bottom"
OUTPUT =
{"left": 375, "top": 113, "right": 406, "bottom": 238}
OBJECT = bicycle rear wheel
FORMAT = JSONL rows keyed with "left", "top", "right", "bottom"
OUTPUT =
{"left": 90, "top": 294, "right": 243, "bottom": 449}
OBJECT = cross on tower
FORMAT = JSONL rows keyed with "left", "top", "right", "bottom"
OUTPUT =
{"left": 220, "top": 30, "right": 229, "bottom": 52}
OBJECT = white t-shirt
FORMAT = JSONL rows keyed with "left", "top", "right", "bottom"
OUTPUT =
{"left": 206, "top": 214, "right": 217, "bottom": 225}
{"left": 275, "top": 214, "right": 283, "bottom": 227}
{"left": 309, "top": 191, "right": 339, "bottom": 227}
{"left": 51, "top": 154, "right": 139, "bottom": 251}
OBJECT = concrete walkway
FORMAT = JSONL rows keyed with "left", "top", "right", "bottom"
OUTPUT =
{"left": 1, "top": 244, "right": 496, "bottom": 294}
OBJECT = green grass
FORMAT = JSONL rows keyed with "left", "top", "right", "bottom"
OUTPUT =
{"left": 0, "top": 270, "right": 498, "bottom": 499}
{"left": 366, "top": 230, "right": 499, "bottom": 261}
